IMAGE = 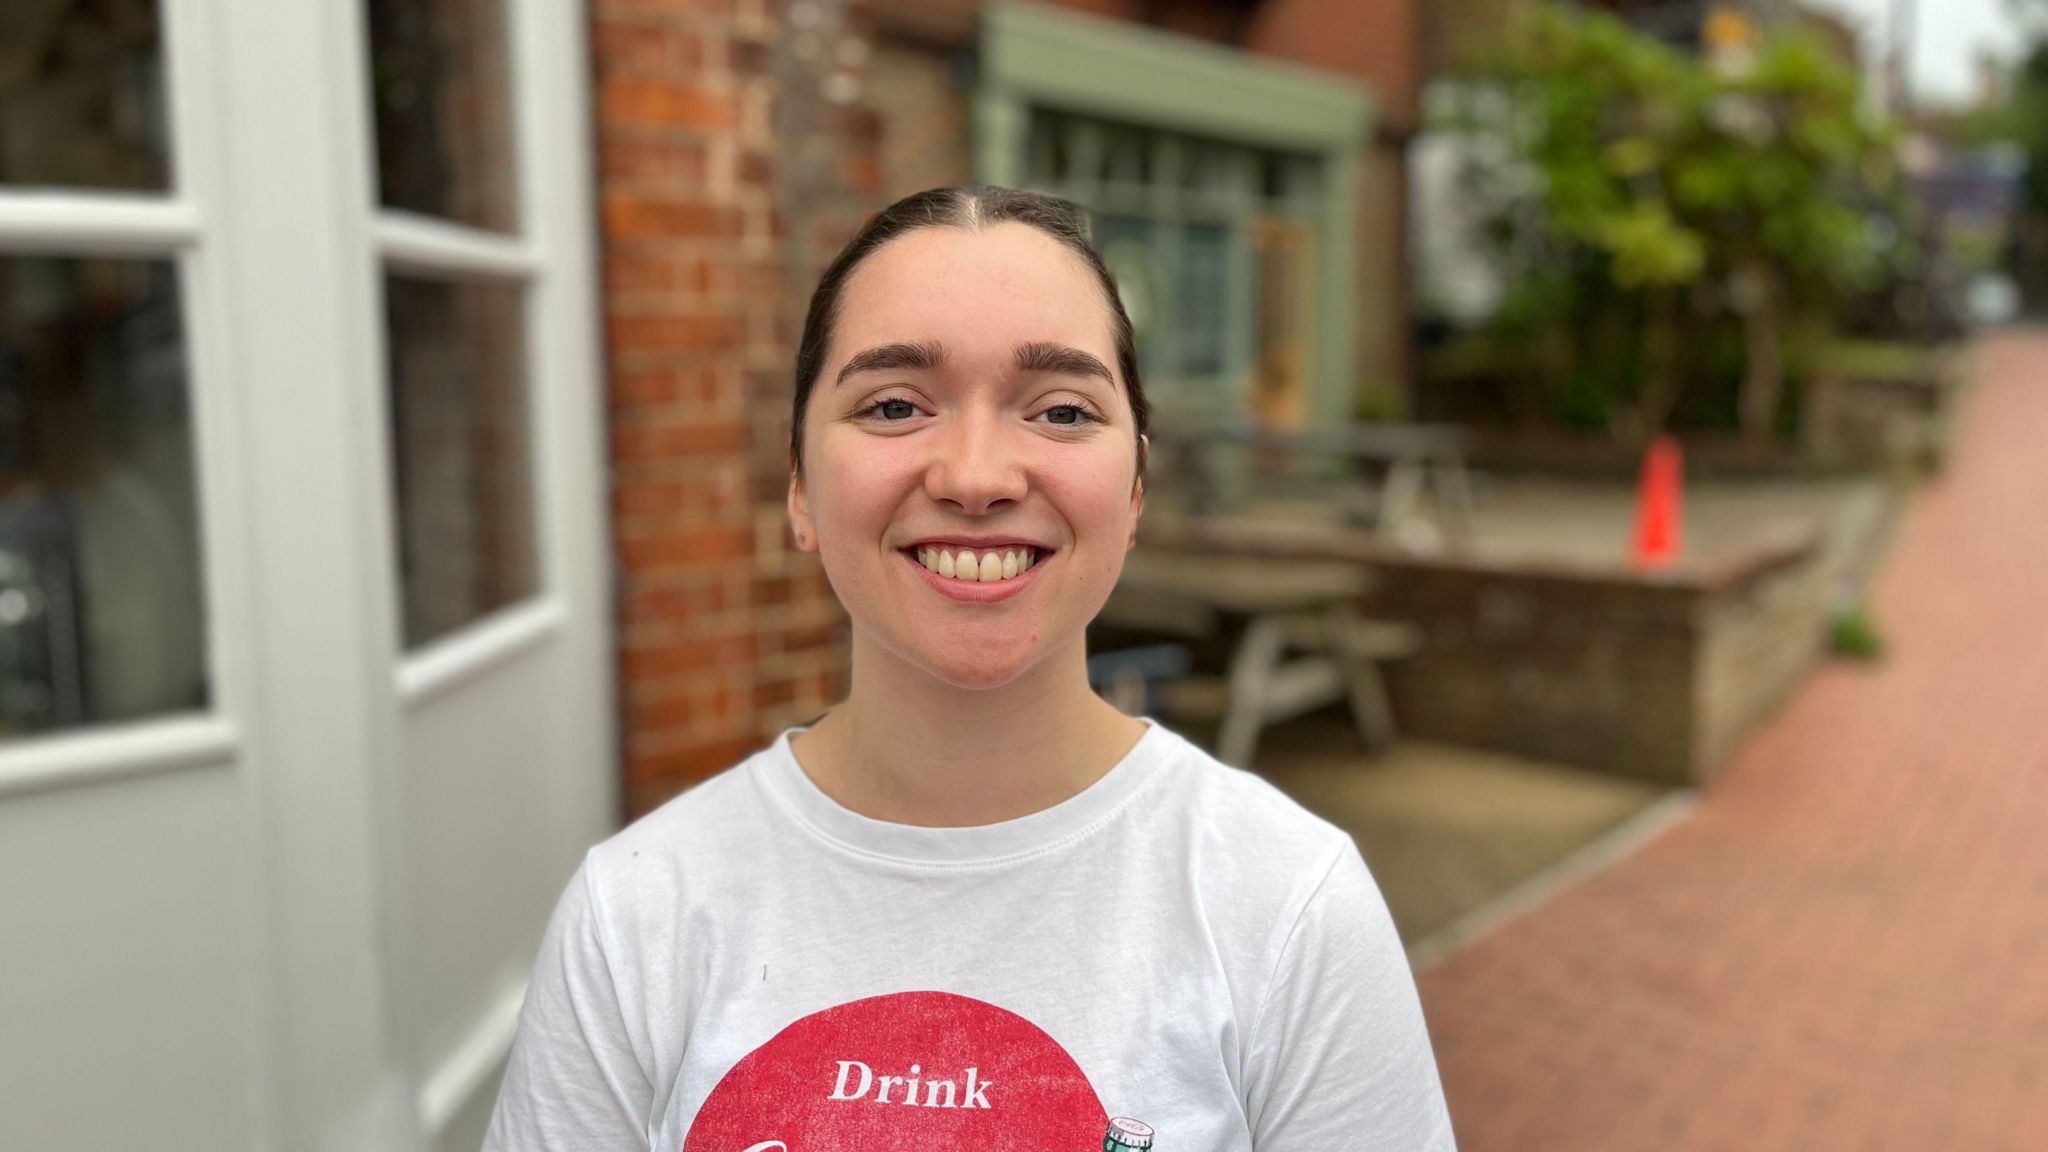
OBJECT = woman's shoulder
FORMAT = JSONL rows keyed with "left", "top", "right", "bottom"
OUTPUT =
{"left": 1144, "top": 723, "right": 1362, "bottom": 882}
{"left": 581, "top": 741, "right": 785, "bottom": 884}
{"left": 1141, "top": 726, "right": 1398, "bottom": 997}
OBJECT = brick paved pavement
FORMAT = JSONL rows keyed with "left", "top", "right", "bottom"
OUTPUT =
{"left": 1415, "top": 331, "right": 2048, "bottom": 1152}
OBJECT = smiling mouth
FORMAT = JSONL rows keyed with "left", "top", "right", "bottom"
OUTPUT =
{"left": 902, "top": 545, "right": 1046, "bottom": 583}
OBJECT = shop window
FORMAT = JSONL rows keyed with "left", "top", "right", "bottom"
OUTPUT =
{"left": 1024, "top": 108, "right": 1318, "bottom": 419}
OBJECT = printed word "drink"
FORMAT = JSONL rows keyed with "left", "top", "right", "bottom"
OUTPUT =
{"left": 828, "top": 1061, "right": 995, "bottom": 1109}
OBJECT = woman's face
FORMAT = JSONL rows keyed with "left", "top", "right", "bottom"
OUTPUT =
{"left": 789, "top": 222, "right": 1144, "bottom": 690}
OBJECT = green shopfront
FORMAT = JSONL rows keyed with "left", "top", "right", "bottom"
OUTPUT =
{"left": 974, "top": 3, "right": 1374, "bottom": 431}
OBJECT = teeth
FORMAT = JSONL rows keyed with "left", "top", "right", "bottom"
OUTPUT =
{"left": 914, "top": 546, "right": 1040, "bottom": 581}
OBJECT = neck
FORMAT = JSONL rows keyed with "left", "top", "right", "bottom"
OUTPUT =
{"left": 791, "top": 630, "right": 1147, "bottom": 827}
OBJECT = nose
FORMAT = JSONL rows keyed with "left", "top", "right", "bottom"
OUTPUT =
{"left": 923, "top": 404, "right": 1027, "bottom": 514}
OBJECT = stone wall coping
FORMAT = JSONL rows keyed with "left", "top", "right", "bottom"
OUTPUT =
{"left": 1137, "top": 517, "right": 1824, "bottom": 599}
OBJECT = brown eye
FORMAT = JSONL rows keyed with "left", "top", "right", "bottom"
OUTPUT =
{"left": 861, "top": 397, "right": 919, "bottom": 421}
{"left": 1040, "top": 405, "right": 1095, "bottom": 426}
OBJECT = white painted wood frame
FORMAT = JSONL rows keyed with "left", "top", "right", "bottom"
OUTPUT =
{"left": 0, "top": 1, "right": 617, "bottom": 1149}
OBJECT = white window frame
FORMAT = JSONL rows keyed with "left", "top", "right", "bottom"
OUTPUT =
{"left": 351, "top": 0, "right": 578, "bottom": 704}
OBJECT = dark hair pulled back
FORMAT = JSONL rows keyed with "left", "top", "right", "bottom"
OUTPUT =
{"left": 789, "top": 185, "right": 1148, "bottom": 480}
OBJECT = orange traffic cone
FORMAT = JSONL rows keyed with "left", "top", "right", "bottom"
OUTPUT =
{"left": 1632, "top": 435, "right": 1684, "bottom": 571}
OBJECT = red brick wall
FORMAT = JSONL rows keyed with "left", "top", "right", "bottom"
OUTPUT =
{"left": 1242, "top": 0, "right": 1422, "bottom": 134}
{"left": 594, "top": 0, "right": 880, "bottom": 816}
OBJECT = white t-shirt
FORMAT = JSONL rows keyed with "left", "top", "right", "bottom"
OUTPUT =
{"left": 484, "top": 719, "right": 1457, "bottom": 1151}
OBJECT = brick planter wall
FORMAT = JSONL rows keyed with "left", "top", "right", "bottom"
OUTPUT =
{"left": 1368, "top": 533, "right": 1833, "bottom": 785}
{"left": 1140, "top": 520, "right": 1833, "bottom": 785}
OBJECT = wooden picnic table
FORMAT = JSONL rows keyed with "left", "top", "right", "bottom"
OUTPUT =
{"left": 1153, "top": 419, "right": 1476, "bottom": 541}
{"left": 1101, "top": 549, "right": 1421, "bottom": 767}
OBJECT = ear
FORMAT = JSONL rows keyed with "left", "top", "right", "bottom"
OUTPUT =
{"left": 788, "top": 464, "right": 818, "bottom": 553}
{"left": 1127, "top": 434, "right": 1147, "bottom": 549}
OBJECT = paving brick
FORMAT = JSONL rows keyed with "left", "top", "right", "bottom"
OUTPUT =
{"left": 1417, "top": 332, "right": 2048, "bottom": 1151}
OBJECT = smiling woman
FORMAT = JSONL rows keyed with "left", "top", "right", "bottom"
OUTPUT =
{"left": 485, "top": 187, "right": 1458, "bottom": 1152}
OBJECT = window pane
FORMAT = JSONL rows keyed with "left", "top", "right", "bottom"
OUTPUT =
{"left": 1102, "top": 125, "right": 1148, "bottom": 187}
{"left": 1094, "top": 214, "right": 1158, "bottom": 355}
{"left": 0, "top": 257, "right": 207, "bottom": 737}
{"left": 365, "top": 0, "right": 519, "bottom": 232}
{"left": 384, "top": 274, "right": 536, "bottom": 649}
{"left": 1026, "top": 110, "right": 1060, "bottom": 186}
{"left": 1178, "top": 223, "right": 1229, "bottom": 375}
{"left": 0, "top": 0, "right": 171, "bottom": 191}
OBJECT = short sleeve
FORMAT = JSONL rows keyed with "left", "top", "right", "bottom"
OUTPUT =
{"left": 484, "top": 854, "right": 653, "bottom": 1152}
{"left": 1244, "top": 842, "right": 1457, "bottom": 1151}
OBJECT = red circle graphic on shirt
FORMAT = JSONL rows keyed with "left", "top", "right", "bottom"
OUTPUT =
{"left": 682, "top": 990, "right": 1108, "bottom": 1152}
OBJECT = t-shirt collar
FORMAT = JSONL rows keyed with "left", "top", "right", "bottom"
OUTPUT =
{"left": 754, "top": 717, "right": 1175, "bottom": 867}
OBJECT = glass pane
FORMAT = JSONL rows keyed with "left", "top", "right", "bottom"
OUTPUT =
{"left": 1026, "top": 109, "right": 1061, "bottom": 186}
{"left": 0, "top": 257, "right": 207, "bottom": 737}
{"left": 1178, "top": 223, "right": 1229, "bottom": 375}
{"left": 1093, "top": 214, "right": 1159, "bottom": 357}
{"left": 0, "top": 0, "right": 172, "bottom": 191}
{"left": 365, "top": 0, "right": 519, "bottom": 232}
{"left": 1102, "top": 125, "right": 1149, "bottom": 187}
{"left": 384, "top": 273, "right": 536, "bottom": 649}
{"left": 1183, "top": 142, "right": 1222, "bottom": 194}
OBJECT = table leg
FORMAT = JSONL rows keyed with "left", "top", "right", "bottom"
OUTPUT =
{"left": 1433, "top": 458, "right": 1477, "bottom": 540}
{"left": 1218, "top": 614, "right": 1288, "bottom": 768}
{"left": 1329, "top": 608, "right": 1399, "bottom": 749}
{"left": 1381, "top": 458, "right": 1425, "bottom": 536}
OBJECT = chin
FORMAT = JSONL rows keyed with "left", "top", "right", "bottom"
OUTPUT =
{"left": 916, "top": 647, "right": 1040, "bottom": 691}
{"left": 849, "top": 595, "right": 1095, "bottom": 693}
{"left": 869, "top": 619, "right": 1057, "bottom": 691}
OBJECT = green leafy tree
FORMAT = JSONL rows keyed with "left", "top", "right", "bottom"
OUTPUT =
{"left": 1483, "top": 4, "right": 1894, "bottom": 444}
{"left": 1674, "top": 28, "right": 1893, "bottom": 444}
{"left": 1492, "top": 5, "right": 1709, "bottom": 440}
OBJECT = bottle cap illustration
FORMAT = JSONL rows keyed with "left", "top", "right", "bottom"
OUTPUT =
{"left": 1104, "top": 1116, "right": 1155, "bottom": 1150}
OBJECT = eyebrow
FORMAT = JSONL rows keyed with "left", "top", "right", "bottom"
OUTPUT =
{"left": 835, "top": 340, "right": 946, "bottom": 386}
{"left": 834, "top": 340, "right": 1114, "bottom": 387}
{"left": 1014, "top": 341, "right": 1114, "bottom": 385}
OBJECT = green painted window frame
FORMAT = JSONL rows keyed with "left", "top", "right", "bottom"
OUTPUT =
{"left": 975, "top": 2, "right": 1374, "bottom": 429}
